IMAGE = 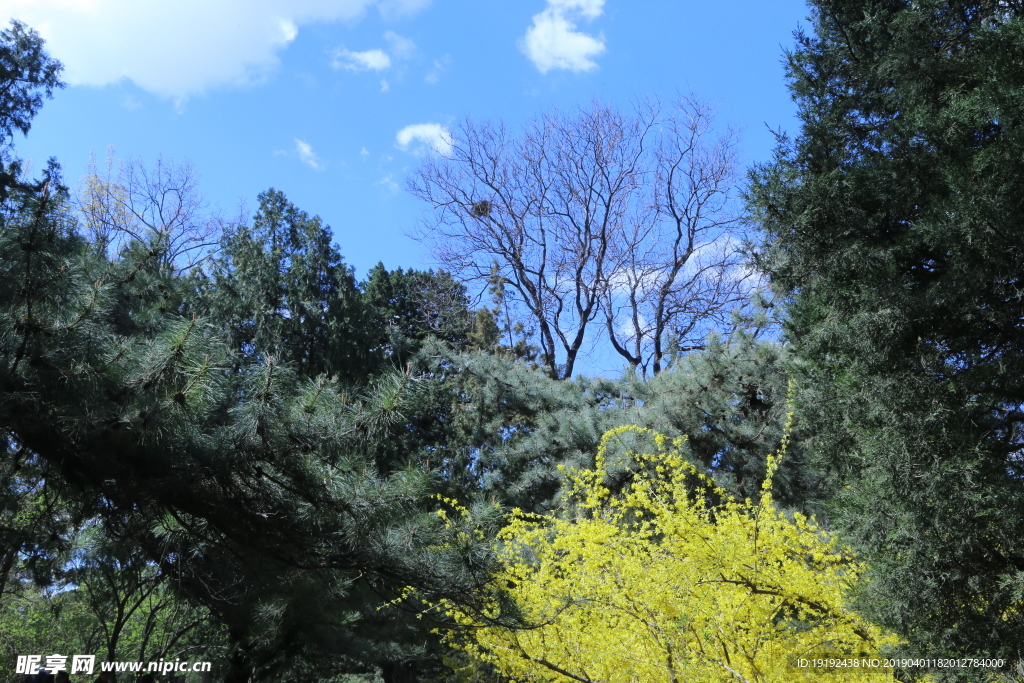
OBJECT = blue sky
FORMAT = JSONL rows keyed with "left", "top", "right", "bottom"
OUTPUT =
{"left": 5, "top": 0, "right": 809, "bottom": 282}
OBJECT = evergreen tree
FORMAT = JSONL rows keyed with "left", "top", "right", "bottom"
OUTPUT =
{"left": 0, "top": 127, "right": 493, "bottom": 683}
{"left": 0, "top": 183, "right": 501, "bottom": 681}
{"left": 204, "top": 188, "right": 370, "bottom": 383}
{"left": 463, "top": 266, "right": 537, "bottom": 362}
{"left": 0, "top": 19, "right": 836, "bottom": 683}
{"left": 362, "top": 263, "right": 473, "bottom": 370}
{"left": 416, "top": 329, "right": 806, "bottom": 514}
{"left": 749, "top": 0, "right": 1024, "bottom": 665}
{"left": 0, "top": 20, "right": 63, "bottom": 203}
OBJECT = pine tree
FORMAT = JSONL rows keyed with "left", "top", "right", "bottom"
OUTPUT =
{"left": 416, "top": 328, "right": 806, "bottom": 514}
{"left": 749, "top": 0, "right": 1024, "bottom": 664}
{"left": 0, "top": 115, "right": 493, "bottom": 683}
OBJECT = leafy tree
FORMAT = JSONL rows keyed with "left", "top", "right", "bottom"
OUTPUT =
{"left": 0, "top": 528, "right": 228, "bottom": 681}
{"left": 0, "top": 126, "right": 492, "bottom": 683}
{"left": 64, "top": 523, "right": 225, "bottom": 665}
{"left": 438, "top": 426, "right": 897, "bottom": 683}
{"left": 0, "top": 159, "right": 87, "bottom": 622}
{"left": 362, "top": 263, "right": 473, "bottom": 370}
{"left": 0, "top": 20, "right": 63, "bottom": 202}
{"left": 0, "top": 185, "right": 499, "bottom": 681}
{"left": 463, "top": 266, "right": 537, "bottom": 362}
{"left": 748, "top": 0, "right": 1024, "bottom": 664}
{"left": 0, "top": 577, "right": 98, "bottom": 681}
{"left": 0, "top": 21, "right": 62, "bottom": 142}
{"left": 204, "top": 188, "right": 370, "bottom": 383}
{"left": 0, "top": 440, "right": 75, "bottom": 608}
{"left": 0, "top": 18, "right": 842, "bottom": 683}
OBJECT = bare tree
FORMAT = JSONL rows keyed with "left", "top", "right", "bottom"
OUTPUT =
{"left": 409, "top": 98, "right": 752, "bottom": 379}
{"left": 78, "top": 149, "right": 233, "bottom": 274}
{"left": 603, "top": 101, "right": 754, "bottom": 375}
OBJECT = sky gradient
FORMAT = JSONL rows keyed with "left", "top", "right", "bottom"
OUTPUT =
{"left": 4, "top": 0, "right": 810, "bottom": 282}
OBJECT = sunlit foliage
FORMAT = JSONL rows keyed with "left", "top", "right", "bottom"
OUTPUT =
{"left": 441, "top": 421, "right": 899, "bottom": 683}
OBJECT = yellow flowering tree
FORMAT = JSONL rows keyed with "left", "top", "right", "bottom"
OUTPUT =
{"left": 439, "top": 423, "right": 901, "bottom": 683}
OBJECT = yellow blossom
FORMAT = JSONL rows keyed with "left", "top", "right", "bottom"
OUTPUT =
{"left": 441, "top": 422, "right": 906, "bottom": 683}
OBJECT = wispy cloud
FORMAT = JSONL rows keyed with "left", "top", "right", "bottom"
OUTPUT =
{"left": 295, "top": 139, "right": 324, "bottom": 170}
{"left": 377, "top": 0, "right": 431, "bottom": 21}
{"left": 384, "top": 30, "right": 416, "bottom": 59}
{"left": 395, "top": 123, "right": 452, "bottom": 156}
{"left": 121, "top": 94, "right": 142, "bottom": 111}
{"left": 520, "top": 0, "right": 606, "bottom": 74}
{"left": 425, "top": 54, "right": 451, "bottom": 84}
{"left": 333, "top": 47, "right": 391, "bottom": 71}
{"left": 332, "top": 30, "right": 414, "bottom": 86}
{"left": 5, "top": 0, "right": 433, "bottom": 100}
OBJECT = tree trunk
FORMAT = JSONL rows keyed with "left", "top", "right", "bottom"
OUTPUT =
{"left": 381, "top": 662, "right": 418, "bottom": 683}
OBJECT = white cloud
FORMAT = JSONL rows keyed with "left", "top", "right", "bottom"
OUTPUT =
{"left": 331, "top": 31, "right": 412, "bottom": 81}
{"left": 295, "top": 139, "right": 324, "bottom": 170}
{"left": 520, "top": 0, "right": 605, "bottom": 74}
{"left": 333, "top": 47, "right": 391, "bottom": 71}
{"left": 121, "top": 94, "right": 141, "bottom": 111}
{"left": 548, "top": 0, "right": 603, "bottom": 19}
{"left": 383, "top": 30, "right": 415, "bottom": 59}
{"left": 377, "top": 0, "right": 431, "bottom": 20}
{"left": 3, "top": 0, "right": 432, "bottom": 100}
{"left": 425, "top": 54, "right": 450, "bottom": 84}
{"left": 279, "top": 19, "right": 299, "bottom": 43}
{"left": 608, "top": 265, "right": 661, "bottom": 297}
{"left": 395, "top": 123, "right": 452, "bottom": 156}
{"left": 618, "top": 312, "right": 649, "bottom": 343}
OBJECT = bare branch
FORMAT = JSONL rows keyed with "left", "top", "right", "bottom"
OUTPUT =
{"left": 410, "top": 97, "right": 756, "bottom": 378}
{"left": 77, "top": 149, "right": 238, "bottom": 275}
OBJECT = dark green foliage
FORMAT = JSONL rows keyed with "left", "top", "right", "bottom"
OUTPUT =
{"left": 0, "top": 176, "right": 500, "bottom": 680}
{"left": 0, "top": 495, "right": 229, "bottom": 679}
{"left": 362, "top": 263, "right": 473, "bottom": 370}
{"left": 204, "top": 188, "right": 370, "bottom": 383}
{"left": 0, "top": 20, "right": 63, "bottom": 205}
{"left": 0, "top": 20, "right": 63, "bottom": 143}
{"left": 0, "top": 19, "right": 853, "bottom": 683}
{"left": 416, "top": 330, "right": 805, "bottom": 514}
{"left": 749, "top": 0, "right": 1024, "bottom": 664}
{"left": 463, "top": 267, "right": 537, "bottom": 363}
{"left": 0, "top": 438, "right": 84, "bottom": 603}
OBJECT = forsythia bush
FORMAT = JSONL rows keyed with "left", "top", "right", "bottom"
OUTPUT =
{"left": 439, "top": 423, "right": 901, "bottom": 682}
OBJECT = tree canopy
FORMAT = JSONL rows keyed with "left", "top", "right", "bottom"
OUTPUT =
{"left": 12, "top": 5, "right": 1024, "bottom": 680}
{"left": 439, "top": 425, "right": 897, "bottom": 683}
{"left": 748, "top": 0, "right": 1024, "bottom": 664}
{"left": 0, "top": 20, "right": 63, "bottom": 202}
{"left": 0, "top": 180, "right": 501, "bottom": 680}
